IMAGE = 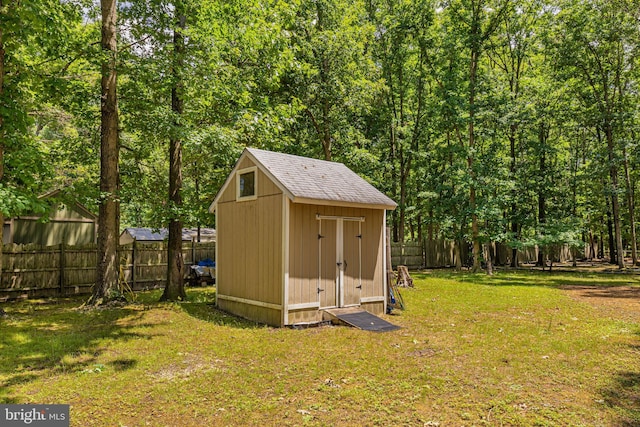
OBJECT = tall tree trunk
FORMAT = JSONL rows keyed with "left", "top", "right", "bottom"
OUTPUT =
{"left": 316, "top": 2, "right": 331, "bottom": 161}
{"left": 622, "top": 142, "right": 637, "bottom": 266}
{"left": 604, "top": 124, "right": 625, "bottom": 268}
{"left": 162, "top": 9, "right": 186, "bottom": 301}
{"left": 0, "top": 7, "right": 4, "bottom": 282}
{"left": 599, "top": 228, "right": 604, "bottom": 259}
{"left": 468, "top": 44, "right": 481, "bottom": 273}
{"left": 90, "top": 0, "right": 120, "bottom": 305}
{"left": 454, "top": 238, "right": 462, "bottom": 271}
{"left": 463, "top": 0, "right": 509, "bottom": 272}
{"left": 605, "top": 196, "right": 616, "bottom": 264}
{"left": 485, "top": 242, "right": 494, "bottom": 275}
{"left": 389, "top": 125, "right": 399, "bottom": 242}
{"left": 398, "top": 143, "right": 407, "bottom": 243}
{"left": 509, "top": 126, "right": 518, "bottom": 267}
{"left": 536, "top": 124, "right": 547, "bottom": 267}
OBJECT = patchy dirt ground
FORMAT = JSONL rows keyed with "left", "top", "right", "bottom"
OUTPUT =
{"left": 561, "top": 285, "right": 640, "bottom": 323}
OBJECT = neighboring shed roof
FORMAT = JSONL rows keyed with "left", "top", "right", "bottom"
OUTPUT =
{"left": 38, "top": 189, "right": 98, "bottom": 220}
{"left": 121, "top": 227, "right": 216, "bottom": 242}
{"left": 182, "top": 227, "right": 217, "bottom": 242}
{"left": 211, "top": 148, "right": 397, "bottom": 210}
{"left": 122, "top": 228, "right": 174, "bottom": 241}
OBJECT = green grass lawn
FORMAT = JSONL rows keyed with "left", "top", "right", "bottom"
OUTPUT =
{"left": 1, "top": 270, "right": 639, "bottom": 426}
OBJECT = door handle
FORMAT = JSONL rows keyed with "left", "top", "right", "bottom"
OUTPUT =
{"left": 317, "top": 287, "right": 325, "bottom": 294}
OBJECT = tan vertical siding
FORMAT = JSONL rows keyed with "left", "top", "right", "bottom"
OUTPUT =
{"left": 216, "top": 156, "right": 284, "bottom": 325}
{"left": 361, "top": 301, "right": 384, "bottom": 316}
{"left": 217, "top": 299, "right": 282, "bottom": 327}
{"left": 287, "top": 309, "right": 323, "bottom": 324}
{"left": 318, "top": 217, "right": 337, "bottom": 308}
{"left": 287, "top": 203, "right": 321, "bottom": 308}
{"left": 287, "top": 204, "right": 385, "bottom": 318}
{"left": 218, "top": 194, "right": 282, "bottom": 304}
{"left": 360, "top": 210, "right": 384, "bottom": 301}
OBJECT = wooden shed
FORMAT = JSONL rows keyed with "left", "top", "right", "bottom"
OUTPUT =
{"left": 2, "top": 190, "right": 97, "bottom": 246}
{"left": 209, "top": 148, "right": 397, "bottom": 327}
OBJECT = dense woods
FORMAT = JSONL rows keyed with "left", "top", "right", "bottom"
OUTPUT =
{"left": 1, "top": 0, "right": 639, "bottom": 281}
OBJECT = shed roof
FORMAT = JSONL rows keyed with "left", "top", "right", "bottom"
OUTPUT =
{"left": 211, "top": 148, "right": 397, "bottom": 211}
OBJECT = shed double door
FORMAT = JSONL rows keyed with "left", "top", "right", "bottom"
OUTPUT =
{"left": 318, "top": 216, "right": 362, "bottom": 309}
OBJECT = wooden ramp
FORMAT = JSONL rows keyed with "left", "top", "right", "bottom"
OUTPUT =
{"left": 323, "top": 308, "right": 400, "bottom": 332}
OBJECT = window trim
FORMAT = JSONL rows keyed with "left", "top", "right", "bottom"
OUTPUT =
{"left": 236, "top": 166, "right": 258, "bottom": 201}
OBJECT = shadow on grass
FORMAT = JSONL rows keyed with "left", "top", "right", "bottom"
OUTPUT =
{"left": 0, "top": 297, "right": 161, "bottom": 403}
{"left": 179, "top": 287, "right": 263, "bottom": 330}
{"left": 558, "top": 286, "right": 640, "bottom": 300}
{"left": 600, "top": 370, "right": 640, "bottom": 426}
{"left": 416, "top": 269, "right": 640, "bottom": 289}
{"left": 110, "top": 358, "right": 138, "bottom": 372}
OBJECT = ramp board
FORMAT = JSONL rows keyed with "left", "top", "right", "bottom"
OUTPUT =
{"left": 324, "top": 308, "right": 400, "bottom": 332}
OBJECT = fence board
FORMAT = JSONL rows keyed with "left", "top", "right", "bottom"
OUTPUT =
{"left": 392, "top": 239, "right": 580, "bottom": 269}
{"left": 0, "top": 241, "right": 216, "bottom": 300}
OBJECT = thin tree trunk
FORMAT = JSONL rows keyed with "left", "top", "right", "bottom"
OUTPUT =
{"left": 316, "top": 2, "right": 331, "bottom": 161}
{"left": 469, "top": 45, "right": 481, "bottom": 272}
{"left": 162, "top": 8, "right": 186, "bottom": 301}
{"left": 389, "top": 125, "right": 399, "bottom": 242}
{"left": 90, "top": 0, "right": 120, "bottom": 305}
{"left": 622, "top": 142, "right": 637, "bottom": 266}
{"left": 537, "top": 124, "right": 547, "bottom": 267}
{"left": 0, "top": 4, "right": 5, "bottom": 282}
{"left": 398, "top": 143, "right": 407, "bottom": 243}
{"left": 454, "top": 239, "right": 462, "bottom": 271}
{"left": 599, "top": 228, "right": 604, "bottom": 259}
{"left": 604, "top": 124, "right": 625, "bottom": 268}
{"left": 605, "top": 196, "right": 616, "bottom": 264}
{"left": 510, "top": 125, "right": 518, "bottom": 267}
{"left": 485, "top": 242, "right": 494, "bottom": 275}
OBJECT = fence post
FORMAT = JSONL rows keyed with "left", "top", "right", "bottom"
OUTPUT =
{"left": 59, "top": 243, "right": 65, "bottom": 296}
{"left": 131, "top": 239, "right": 137, "bottom": 290}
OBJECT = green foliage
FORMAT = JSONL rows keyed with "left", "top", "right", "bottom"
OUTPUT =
{"left": 1, "top": 0, "right": 639, "bottom": 268}
{"left": 0, "top": 0, "right": 90, "bottom": 216}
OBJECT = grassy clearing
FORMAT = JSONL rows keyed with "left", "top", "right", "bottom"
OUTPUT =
{"left": 1, "top": 270, "right": 639, "bottom": 426}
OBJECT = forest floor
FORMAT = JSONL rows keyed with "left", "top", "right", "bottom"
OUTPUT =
{"left": 1, "top": 269, "right": 639, "bottom": 426}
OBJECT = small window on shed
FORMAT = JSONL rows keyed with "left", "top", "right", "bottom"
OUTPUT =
{"left": 236, "top": 167, "right": 257, "bottom": 201}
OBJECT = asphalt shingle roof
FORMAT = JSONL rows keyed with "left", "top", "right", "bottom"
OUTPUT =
{"left": 122, "top": 228, "right": 216, "bottom": 241}
{"left": 247, "top": 148, "right": 397, "bottom": 209}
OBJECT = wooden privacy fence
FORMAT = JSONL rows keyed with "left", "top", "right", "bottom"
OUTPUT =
{"left": 391, "top": 239, "right": 578, "bottom": 269}
{"left": 0, "top": 241, "right": 216, "bottom": 300}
